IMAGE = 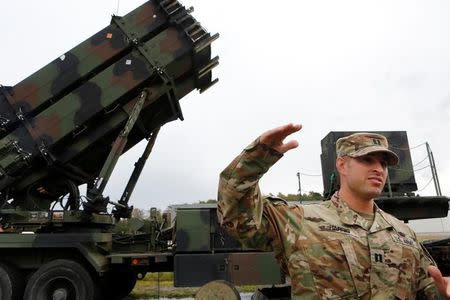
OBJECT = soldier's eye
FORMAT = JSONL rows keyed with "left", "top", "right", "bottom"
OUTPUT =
{"left": 361, "top": 157, "right": 372, "bottom": 164}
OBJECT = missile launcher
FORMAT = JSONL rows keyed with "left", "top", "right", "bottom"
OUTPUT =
{"left": 0, "top": 0, "right": 219, "bottom": 214}
{"left": 0, "top": 3, "right": 222, "bottom": 299}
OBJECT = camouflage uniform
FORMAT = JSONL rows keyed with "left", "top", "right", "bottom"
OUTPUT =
{"left": 217, "top": 138, "right": 443, "bottom": 299}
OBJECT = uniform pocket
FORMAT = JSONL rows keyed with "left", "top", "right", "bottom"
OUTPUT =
{"left": 302, "top": 239, "right": 358, "bottom": 299}
{"left": 385, "top": 231, "right": 421, "bottom": 300}
{"left": 393, "top": 246, "right": 420, "bottom": 300}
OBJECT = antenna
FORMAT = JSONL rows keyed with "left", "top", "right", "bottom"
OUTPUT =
{"left": 426, "top": 142, "right": 442, "bottom": 196}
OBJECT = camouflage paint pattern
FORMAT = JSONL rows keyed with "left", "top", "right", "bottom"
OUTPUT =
{"left": 174, "top": 205, "right": 246, "bottom": 253}
{"left": 0, "top": 0, "right": 218, "bottom": 207}
{"left": 335, "top": 132, "right": 399, "bottom": 166}
{"left": 0, "top": 1, "right": 219, "bottom": 298}
{"left": 174, "top": 252, "right": 284, "bottom": 287}
{"left": 321, "top": 131, "right": 417, "bottom": 198}
{"left": 0, "top": 1, "right": 167, "bottom": 129}
{"left": 218, "top": 138, "right": 443, "bottom": 299}
{"left": 176, "top": 208, "right": 211, "bottom": 252}
{"left": 229, "top": 252, "right": 284, "bottom": 285}
{"left": 173, "top": 205, "right": 284, "bottom": 287}
{"left": 13, "top": 77, "right": 196, "bottom": 192}
{"left": 0, "top": 27, "right": 191, "bottom": 165}
{"left": 0, "top": 209, "right": 114, "bottom": 272}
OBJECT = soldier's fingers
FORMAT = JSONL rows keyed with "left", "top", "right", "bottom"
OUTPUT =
{"left": 428, "top": 265, "right": 442, "bottom": 281}
{"left": 446, "top": 278, "right": 450, "bottom": 296}
{"left": 261, "top": 123, "right": 302, "bottom": 145}
{"left": 274, "top": 123, "right": 302, "bottom": 139}
{"left": 277, "top": 140, "right": 299, "bottom": 154}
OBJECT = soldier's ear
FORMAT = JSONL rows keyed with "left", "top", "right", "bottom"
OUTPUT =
{"left": 336, "top": 156, "right": 346, "bottom": 175}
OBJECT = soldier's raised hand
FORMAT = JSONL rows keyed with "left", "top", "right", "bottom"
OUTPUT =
{"left": 428, "top": 265, "right": 450, "bottom": 298}
{"left": 260, "top": 123, "right": 302, "bottom": 154}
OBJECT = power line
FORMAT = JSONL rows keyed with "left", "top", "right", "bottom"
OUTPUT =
{"left": 413, "top": 155, "right": 429, "bottom": 167}
{"left": 418, "top": 177, "right": 434, "bottom": 193}
{"left": 388, "top": 165, "right": 430, "bottom": 172}
{"left": 410, "top": 142, "right": 427, "bottom": 150}
{"left": 389, "top": 142, "right": 426, "bottom": 151}
{"left": 414, "top": 165, "right": 430, "bottom": 172}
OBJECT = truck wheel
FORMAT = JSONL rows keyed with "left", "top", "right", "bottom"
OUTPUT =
{"left": 24, "top": 259, "right": 96, "bottom": 300}
{"left": 195, "top": 280, "right": 241, "bottom": 300}
{"left": 0, "top": 262, "right": 24, "bottom": 300}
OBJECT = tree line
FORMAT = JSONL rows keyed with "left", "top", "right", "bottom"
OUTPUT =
{"left": 199, "top": 191, "right": 323, "bottom": 203}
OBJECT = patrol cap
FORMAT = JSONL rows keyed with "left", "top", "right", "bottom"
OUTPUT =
{"left": 336, "top": 132, "right": 399, "bottom": 166}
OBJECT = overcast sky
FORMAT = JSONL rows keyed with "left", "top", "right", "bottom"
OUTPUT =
{"left": 1, "top": 0, "right": 450, "bottom": 232}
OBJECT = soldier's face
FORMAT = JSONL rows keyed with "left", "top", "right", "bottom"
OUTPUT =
{"left": 340, "top": 153, "right": 388, "bottom": 200}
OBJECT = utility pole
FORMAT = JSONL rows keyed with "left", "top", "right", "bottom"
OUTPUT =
{"left": 426, "top": 142, "right": 442, "bottom": 196}
{"left": 296, "top": 172, "right": 302, "bottom": 202}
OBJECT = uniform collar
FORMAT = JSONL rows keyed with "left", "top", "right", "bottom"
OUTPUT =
{"left": 330, "top": 192, "right": 393, "bottom": 232}
{"left": 371, "top": 207, "right": 395, "bottom": 232}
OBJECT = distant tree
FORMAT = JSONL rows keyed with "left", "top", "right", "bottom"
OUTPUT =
{"left": 276, "top": 192, "right": 298, "bottom": 201}
{"left": 272, "top": 191, "right": 324, "bottom": 202}
{"left": 306, "top": 191, "right": 322, "bottom": 201}
{"left": 114, "top": 207, "right": 165, "bottom": 234}
{"left": 199, "top": 199, "right": 217, "bottom": 204}
{"left": 132, "top": 207, "right": 147, "bottom": 219}
{"left": 149, "top": 207, "right": 164, "bottom": 223}
{"left": 195, "top": 192, "right": 323, "bottom": 205}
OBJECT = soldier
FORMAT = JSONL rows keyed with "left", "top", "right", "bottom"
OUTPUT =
{"left": 217, "top": 123, "right": 450, "bottom": 299}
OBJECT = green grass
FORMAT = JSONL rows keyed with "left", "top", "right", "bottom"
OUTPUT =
{"left": 128, "top": 273, "right": 261, "bottom": 299}
{"left": 129, "top": 273, "right": 197, "bottom": 299}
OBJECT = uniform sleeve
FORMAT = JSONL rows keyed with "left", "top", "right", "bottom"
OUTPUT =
{"left": 217, "top": 138, "right": 283, "bottom": 251}
{"left": 416, "top": 240, "right": 445, "bottom": 299}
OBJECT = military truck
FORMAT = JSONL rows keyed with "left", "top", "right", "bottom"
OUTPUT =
{"left": 1, "top": 1, "right": 449, "bottom": 299}
{"left": 0, "top": 0, "right": 221, "bottom": 299}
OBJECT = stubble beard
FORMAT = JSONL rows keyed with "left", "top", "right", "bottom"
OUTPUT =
{"left": 349, "top": 179, "right": 384, "bottom": 201}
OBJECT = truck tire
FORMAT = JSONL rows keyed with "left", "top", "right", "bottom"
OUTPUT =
{"left": 0, "top": 262, "right": 24, "bottom": 300}
{"left": 23, "top": 259, "right": 97, "bottom": 300}
{"left": 195, "top": 280, "right": 241, "bottom": 300}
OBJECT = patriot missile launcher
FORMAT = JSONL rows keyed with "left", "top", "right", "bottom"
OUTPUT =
{"left": 0, "top": 1, "right": 219, "bottom": 299}
{"left": 0, "top": 0, "right": 218, "bottom": 217}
